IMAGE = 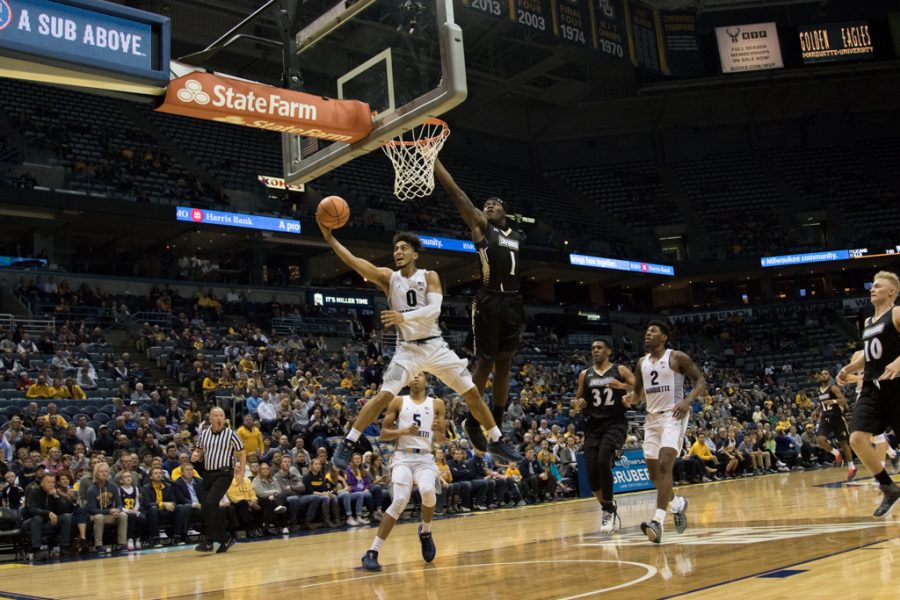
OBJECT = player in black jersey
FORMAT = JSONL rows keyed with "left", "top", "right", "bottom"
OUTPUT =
{"left": 434, "top": 159, "right": 526, "bottom": 455}
{"left": 838, "top": 271, "right": 900, "bottom": 517}
{"left": 812, "top": 369, "right": 856, "bottom": 481}
{"left": 572, "top": 339, "right": 635, "bottom": 534}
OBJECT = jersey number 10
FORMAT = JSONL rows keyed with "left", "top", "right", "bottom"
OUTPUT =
{"left": 864, "top": 338, "right": 883, "bottom": 361}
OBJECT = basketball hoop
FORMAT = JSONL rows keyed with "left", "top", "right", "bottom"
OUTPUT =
{"left": 382, "top": 118, "right": 450, "bottom": 201}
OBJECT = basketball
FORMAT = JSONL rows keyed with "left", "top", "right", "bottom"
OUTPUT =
{"left": 316, "top": 195, "right": 350, "bottom": 229}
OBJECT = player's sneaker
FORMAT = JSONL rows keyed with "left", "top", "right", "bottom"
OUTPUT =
{"left": 599, "top": 510, "right": 620, "bottom": 534}
{"left": 361, "top": 550, "right": 382, "bottom": 571}
{"left": 890, "top": 452, "right": 900, "bottom": 473}
{"left": 418, "top": 525, "right": 436, "bottom": 563}
{"left": 463, "top": 418, "right": 488, "bottom": 453}
{"left": 487, "top": 436, "right": 522, "bottom": 464}
{"left": 874, "top": 484, "right": 900, "bottom": 518}
{"left": 673, "top": 497, "right": 689, "bottom": 534}
{"left": 332, "top": 438, "right": 357, "bottom": 471}
{"left": 847, "top": 462, "right": 857, "bottom": 481}
{"left": 640, "top": 520, "right": 662, "bottom": 544}
{"left": 833, "top": 452, "right": 843, "bottom": 467}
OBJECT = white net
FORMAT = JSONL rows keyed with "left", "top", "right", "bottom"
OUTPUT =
{"left": 382, "top": 119, "right": 450, "bottom": 201}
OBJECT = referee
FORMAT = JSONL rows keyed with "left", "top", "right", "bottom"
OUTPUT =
{"left": 194, "top": 407, "right": 245, "bottom": 553}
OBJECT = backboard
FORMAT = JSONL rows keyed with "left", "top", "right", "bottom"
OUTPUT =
{"left": 282, "top": 0, "right": 466, "bottom": 185}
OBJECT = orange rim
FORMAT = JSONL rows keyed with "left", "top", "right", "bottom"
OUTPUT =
{"left": 384, "top": 118, "right": 449, "bottom": 147}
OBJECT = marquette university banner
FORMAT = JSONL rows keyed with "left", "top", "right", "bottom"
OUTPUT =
{"left": 577, "top": 448, "right": 654, "bottom": 497}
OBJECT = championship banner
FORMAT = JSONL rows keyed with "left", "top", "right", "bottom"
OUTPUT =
{"left": 611, "top": 448, "right": 653, "bottom": 493}
{"left": 509, "top": 0, "right": 551, "bottom": 35}
{"left": 659, "top": 11, "right": 703, "bottom": 76}
{"left": 258, "top": 175, "right": 304, "bottom": 192}
{"left": 715, "top": 22, "right": 784, "bottom": 73}
{"left": 589, "top": 0, "right": 626, "bottom": 59}
{"left": 624, "top": 0, "right": 663, "bottom": 73}
{"left": 551, "top": 0, "right": 590, "bottom": 47}
{"left": 157, "top": 73, "right": 373, "bottom": 143}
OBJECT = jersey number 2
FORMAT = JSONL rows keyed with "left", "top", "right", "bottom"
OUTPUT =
{"left": 591, "top": 388, "right": 615, "bottom": 406}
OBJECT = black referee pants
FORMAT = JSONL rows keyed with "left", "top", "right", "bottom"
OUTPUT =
{"left": 199, "top": 469, "right": 233, "bottom": 543}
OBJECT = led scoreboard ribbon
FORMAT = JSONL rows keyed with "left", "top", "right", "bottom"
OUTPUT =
{"left": 761, "top": 246, "right": 900, "bottom": 268}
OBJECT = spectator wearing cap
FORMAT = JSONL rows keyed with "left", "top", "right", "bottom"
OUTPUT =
{"left": 94, "top": 425, "right": 115, "bottom": 456}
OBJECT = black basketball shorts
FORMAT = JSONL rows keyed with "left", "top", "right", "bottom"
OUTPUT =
{"left": 470, "top": 289, "right": 525, "bottom": 360}
{"left": 816, "top": 412, "right": 850, "bottom": 443}
{"left": 851, "top": 380, "right": 900, "bottom": 437}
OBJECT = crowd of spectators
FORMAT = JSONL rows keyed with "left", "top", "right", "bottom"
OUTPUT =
{"left": 0, "top": 289, "right": 895, "bottom": 562}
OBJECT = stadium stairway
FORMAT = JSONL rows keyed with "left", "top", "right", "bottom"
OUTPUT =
{"left": 116, "top": 101, "right": 224, "bottom": 199}
{"left": 106, "top": 331, "right": 181, "bottom": 392}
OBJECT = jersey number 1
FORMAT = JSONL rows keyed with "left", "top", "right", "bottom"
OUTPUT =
{"left": 509, "top": 250, "right": 516, "bottom": 276}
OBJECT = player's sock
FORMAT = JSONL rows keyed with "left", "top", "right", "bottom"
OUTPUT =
{"left": 369, "top": 536, "right": 385, "bottom": 552}
{"left": 875, "top": 469, "right": 894, "bottom": 487}
{"left": 668, "top": 496, "right": 685, "bottom": 513}
{"left": 347, "top": 429, "right": 362, "bottom": 443}
{"left": 491, "top": 405, "right": 505, "bottom": 429}
{"left": 654, "top": 508, "right": 667, "bottom": 525}
{"left": 420, "top": 521, "right": 432, "bottom": 534}
{"left": 487, "top": 426, "right": 502, "bottom": 442}
{"left": 887, "top": 446, "right": 898, "bottom": 460}
{"left": 832, "top": 449, "right": 841, "bottom": 459}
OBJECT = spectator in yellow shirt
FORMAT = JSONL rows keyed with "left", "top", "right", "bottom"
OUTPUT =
{"left": 54, "top": 377, "right": 87, "bottom": 400}
{"left": 236, "top": 414, "right": 264, "bottom": 460}
{"left": 26, "top": 375, "right": 55, "bottom": 399}
{"left": 223, "top": 463, "right": 261, "bottom": 536}
{"left": 690, "top": 432, "right": 719, "bottom": 478}
{"left": 39, "top": 427, "right": 61, "bottom": 457}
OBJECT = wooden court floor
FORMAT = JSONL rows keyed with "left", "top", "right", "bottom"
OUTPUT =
{"left": 1, "top": 467, "right": 898, "bottom": 600}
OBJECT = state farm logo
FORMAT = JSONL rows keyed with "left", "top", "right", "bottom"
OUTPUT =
{"left": 176, "top": 80, "right": 210, "bottom": 105}
{"left": 0, "top": 0, "right": 13, "bottom": 32}
{"left": 191, "top": 209, "right": 204, "bottom": 222}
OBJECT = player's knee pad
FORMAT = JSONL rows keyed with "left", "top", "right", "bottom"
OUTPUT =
{"left": 386, "top": 484, "right": 411, "bottom": 520}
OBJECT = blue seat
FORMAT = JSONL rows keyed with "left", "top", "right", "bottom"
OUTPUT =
{"left": 62, "top": 405, "right": 80, "bottom": 417}
{"left": 82, "top": 406, "right": 98, "bottom": 416}
{"left": 4, "top": 406, "right": 19, "bottom": 418}
{"left": 100, "top": 404, "right": 115, "bottom": 415}
{"left": 87, "top": 421, "right": 101, "bottom": 432}
{"left": 93, "top": 412, "right": 110, "bottom": 424}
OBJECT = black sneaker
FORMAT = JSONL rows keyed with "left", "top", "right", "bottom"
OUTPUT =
{"left": 215, "top": 535, "right": 236, "bottom": 553}
{"left": 418, "top": 525, "right": 436, "bottom": 563}
{"left": 332, "top": 438, "right": 357, "bottom": 471}
{"left": 487, "top": 436, "right": 522, "bottom": 464}
{"left": 195, "top": 540, "right": 214, "bottom": 552}
{"left": 640, "top": 520, "right": 662, "bottom": 544}
{"left": 361, "top": 549, "right": 381, "bottom": 572}
{"left": 463, "top": 418, "right": 488, "bottom": 453}
{"left": 874, "top": 484, "right": 900, "bottom": 518}
{"left": 673, "top": 497, "right": 689, "bottom": 534}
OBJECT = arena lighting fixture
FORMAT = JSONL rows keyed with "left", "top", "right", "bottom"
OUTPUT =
{"left": 296, "top": 0, "right": 378, "bottom": 54}
{"left": 0, "top": 208, "right": 55, "bottom": 220}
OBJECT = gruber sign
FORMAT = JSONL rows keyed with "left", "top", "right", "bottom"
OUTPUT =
{"left": 157, "top": 73, "right": 373, "bottom": 143}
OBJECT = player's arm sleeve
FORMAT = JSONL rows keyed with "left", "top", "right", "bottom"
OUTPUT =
{"left": 401, "top": 293, "right": 443, "bottom": 323}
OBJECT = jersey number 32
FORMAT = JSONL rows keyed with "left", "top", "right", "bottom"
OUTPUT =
{"left": 591, "top": 388, "right": 615, "bottom": 406}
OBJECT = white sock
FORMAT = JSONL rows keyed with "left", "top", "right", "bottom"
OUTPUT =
{"left": 347, "top": 429, "right": 362, "bottom": 443}
{"left": 668, "top": 496, "right": 684, "bottom": 513}
{"left": 420, "top": 520, "right": 432, "bottom": 533}
{"left": 832, "top": 449, "right": 841, "bottom": 458}
{"left": 487, "top": 426, "right": 502, "bottom": 442}
{"left": 888, "top": 447, "right": 898, "bottom": 459}
{"left": 654, "top": 508, "right": 667, "bottom": 524}
{"left": 369, "top": 536, "right": 384, "bottom": 552}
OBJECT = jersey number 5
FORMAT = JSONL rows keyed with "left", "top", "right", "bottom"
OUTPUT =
{"left": 591, "top": 388, "right": 615, "bottom": 406}
{"left": 412, "top": 413, "right": 422, "bottom": 427}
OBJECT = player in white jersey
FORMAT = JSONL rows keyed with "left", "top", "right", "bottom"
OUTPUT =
{"left": 317, "top": 221, "right": 521, "bottom": 470}
{"left": 627, "top": 320, "right": 706, "bottom": 544}
{"left": 362, "top": 372, "right": 444, "bottom": 571}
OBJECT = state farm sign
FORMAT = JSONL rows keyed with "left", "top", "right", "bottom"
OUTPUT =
{"left": 157, "top": 73, "right": 373, "bottom": 143}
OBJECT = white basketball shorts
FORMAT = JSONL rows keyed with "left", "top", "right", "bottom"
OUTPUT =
{"left": 381, "top": 338, "right": 474, "bottom": 396}
{"left": 642, "top": 411, "right": 689, "bottom": 460}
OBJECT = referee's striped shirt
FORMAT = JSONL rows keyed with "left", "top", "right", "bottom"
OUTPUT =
{"left": 196, "top": 425, "right": 244, "bottom": 470}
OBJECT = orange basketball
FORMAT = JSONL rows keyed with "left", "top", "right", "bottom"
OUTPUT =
{"left": 316, "top": 195, "right": 350, "bottom": 229}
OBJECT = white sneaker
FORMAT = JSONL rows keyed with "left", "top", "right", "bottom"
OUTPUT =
{"left": 135, "top": 540, "right": 143, "bottom": 550}
{"left": 599, "top": 511, "right": 615, "bottom": 534}
{"left": 187, "top": 529, "right": 201, "bottom": 536}
{"left": 274, "top": 505, "right": 287, "bottom": 514}
{"left": 281, "top": 527, "right": 289, "bottom": 535}
{"left": 127, "top": 539, "right": 135, "bottom": 551}
{"left": 347, "top": 516, "right": 360, "bottom": 526}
